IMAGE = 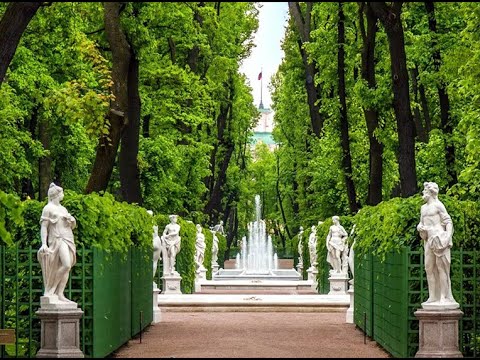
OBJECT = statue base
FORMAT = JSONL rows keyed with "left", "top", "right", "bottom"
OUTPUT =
{"left": 346, "top": 280, "right": 354, "bottom": 323}
{"left": 152, "top": 287, "right": 162, "bottom": 324}
{"left": 307, "top": 267, "right": 318, "bottom": 292}
{"left": 212, "top": 264, "right": 219, "bottom": 274}
{"left": 328, "top": 273, "right": 349, "bottom": 295}
{"left": 161, "top": 273, "right": 182, "bottom": 295}
{"left": 414, "top": 308, "right": 463, "bottom": 358}
{"left": 296, "top": 264, "right": 303, "bottom": 278}
{"left": 194, "top": 268, "right": 207, "bottom": 293}
{"left": 36, "top": 299, "right": 84, "bottom": 358}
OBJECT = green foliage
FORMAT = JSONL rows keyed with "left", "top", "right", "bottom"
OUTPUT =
{"left": 0, "top": 191, "right": 24, "bottom": 246}
{"left": 353, "top": 194, "right": 480, "bottom": 261}
{"left": 14, "top": 190, "right": 153, "bottom": 254}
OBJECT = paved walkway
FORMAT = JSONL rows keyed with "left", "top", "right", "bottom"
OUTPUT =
{"left": 113, "top": 261, "right": 390, "bottom": 358}
{"left": 112, "top": 311, "right": 391, "bottom": 358}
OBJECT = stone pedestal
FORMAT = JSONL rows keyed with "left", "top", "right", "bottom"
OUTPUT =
{"left": 414, "top": 308, "right": 463, "bottom": 358}
{"left": 194, "top": 268, "right": 207, "bottom": 293}
{"left": 346, "top": 280, "right": 354, "bottom": 323}
{"left": 328, "top": 273, "right": 349, "bottom": 295}
{"left": 161, "top": 273, "right": 182, "bottom": 294}
{"left": 296, "top": 264, "right": 303, "bottom": 278}
{"left": 36, "top": 296, "right": 84, "bottom": 358}
{"left": 212, "top": 264, "right": 219, "bottom": 274}
{"left": 152, "top": 286, "right": 162, "bottom": 324}
{"left": 307, "top": 267, "right": 318, "bottom": 292}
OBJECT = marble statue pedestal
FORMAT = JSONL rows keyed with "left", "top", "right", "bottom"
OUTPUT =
{"left": 296, "top": 264, "right": 303, "bottom": 278}
{"left": 36, "top": 296, "right": 84, "bottom": 358}
{"left": 307, "top": 267, "right": 318, "bottom": 292}
{"left": 161, "top": 273, "right": 182, "bottom": 295}
{"left": 414, "top": 308, "right": 463, "bottom": 358}
{"left": 194, "top": 268, "right": 207, "bottom": 293}
{"left": 212, "top": 264, "right": 219, "bottom": 274}
{"left": 328, "top": 273, "right": 349, "bottom": 295}
{"left": 346, "top": 280, "right": 354, "bottom": 323}
{"left": 152, "top": 285, "right": 162, "bottom": 323}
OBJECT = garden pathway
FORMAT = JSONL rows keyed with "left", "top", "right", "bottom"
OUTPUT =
{"left": 112, "top": 275, "right": 391, "bottom": 359}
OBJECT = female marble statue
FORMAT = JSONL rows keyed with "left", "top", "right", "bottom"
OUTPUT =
{"left": 37, "top": 183, "right": 76, "bottom": 303}
{"left": 195, "top": 224, "right": 206, "bottom": 272}
{"left": 308, "top": 225, "right": 317, "bottom": 268}
{"left": 152, "top": 225, "right": 162, "bottom": 279}
{"left": 161, "top": 214, "right": 181, "bottom": 275}
{"left": 297, "top": 226, "right": 304, "bottom": 267}
{"left": 326, "top": 215, "right": 348, "bottom": 274}
{"left": 211, "top": 230, "right": 219, "bottom": 266}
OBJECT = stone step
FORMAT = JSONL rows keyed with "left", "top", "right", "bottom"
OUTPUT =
{"left": 198, "top": 279, "right": 314, "bottom": 292}
{"left": 156, "top": 293, "right": 350, "bottom": 313}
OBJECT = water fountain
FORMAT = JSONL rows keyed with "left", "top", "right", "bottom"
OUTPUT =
{"left": 213, "top": 195, "right": 301, "bottom": 281}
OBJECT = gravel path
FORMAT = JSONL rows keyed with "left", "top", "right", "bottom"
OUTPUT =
{"left": 112, "top": 312, "right": 391, "bottom": 358}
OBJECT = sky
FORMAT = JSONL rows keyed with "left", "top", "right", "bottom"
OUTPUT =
{"left": 239, "top": 2, "right": 289, "bottom": 110}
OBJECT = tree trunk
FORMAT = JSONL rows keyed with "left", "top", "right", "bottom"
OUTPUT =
{"left": 119, "top": 51, "right": 143, "bottom": 204}
{"left": 369, "top": 2, "right": 417, "bottom": 197}
{"left": 187, "top": 2, "right": 205, "bottom": 74}
{"left": 338, "top": 2, "right": 359, "bottom": 213}
{"left": 288, "top": 2, "right": 324, "bottom": 137}
{"left": 276, "top": 153, "right": 292, "bottom": 240}
{"left": 409, "top": 65, "right": 428, "bottom": 142}
{"left": 85, "top": 2, "right": 131, "bottom": 194}
{"left": 425, "top": 0, "right": 456, "bottom": 187}
{"left": 358, "top": 2, "right": 383, "bottom": 205}
{"left": 0, "top": 2, "right": 42, "bottom": 87}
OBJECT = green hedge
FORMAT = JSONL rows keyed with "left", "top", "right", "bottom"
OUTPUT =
{"left": 352, "top": 194, "right": 480, "bottom": 257}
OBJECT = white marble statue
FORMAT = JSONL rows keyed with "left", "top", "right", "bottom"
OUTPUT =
{"left": 417, "top": 182, "right": 458, "bottom": 309}
{"left": 161, "top": 214, "right": 181, "bottom": 275}
{"left": 37, "top": 183, "right": 76, "bottom": 304}
{"left": 211, "top": 220, "right": 225, "bottom": 235}
{"left": 297, "top": 226, "right": 304, "bottom": 267}
{"left": 152, "top": 225, "right": 162, "bottom": 278}
{"left": 147, "top": 210, "right": 162, "bottom": 284}
{"left": 308, "top": 225, "right": 317, "bottom": 268}
{"left": 211, "top": 229, "right": 219, "bottom": 266}
{"left": 195, "top": 224, "right": 206, "bottom": 272}
{"left": 326, "top": 215, "right": 348, "bottom": 275}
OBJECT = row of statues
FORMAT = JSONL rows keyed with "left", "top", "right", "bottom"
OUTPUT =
{"left": 150, "top": 215, "right": 223, "bottom": 281}
{"left": 37, "top": 181, "right": 457, "bottom": 309}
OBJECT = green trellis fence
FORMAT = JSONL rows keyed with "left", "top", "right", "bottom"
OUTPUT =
{"left": 0, "top": 243, "right": 152, "bottom": 358}
{"left": 355, "top": 246, "right": 479, "bottom": 358}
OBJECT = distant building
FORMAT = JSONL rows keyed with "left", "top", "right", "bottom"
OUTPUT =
{"left": 251, "top": 105, "right": 277, "bottom": 151}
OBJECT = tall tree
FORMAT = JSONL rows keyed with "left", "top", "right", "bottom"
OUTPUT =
{"left": 358, "top": 2, "right": 383, "bottom": 205}
{"left": 337, "top": 2, "right": 359, "bottom": 213}
{"left": 288, "top": 2, "right": 324, "bottom": 138}
{"left": 424, "top": 0, "right": 456, "bottom": 187}
{"left": 369, "top": 2, "right": 417, "bottom": 197}
{"left": 0, "top": 2, "right": 42, "bottom": 87}
{"left": 86, "top": 2, "right": 131, "bottom": 194}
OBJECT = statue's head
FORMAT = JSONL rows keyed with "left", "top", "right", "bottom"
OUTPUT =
{"left": 332, "top": 215, "right": 339, "bottom": 224}
{"left": 47, "top": 183, "right": 63, "bottom": 202}
{"left": 147, "top": 210, "right": 153, "bottom": 216}
{"left": 299, "top": 226, "right": 304, "bottom": 231}
{"left": 196, "top": 223, "right": 202, "bottom": 232}
{"left": 422, "top": 182, "right": 439, "bottom": 201}
{"left": 169, "top": 214, "right": 178, "bottom": 223}
{"left": 311, "top": 225, "right": 316, "bottom": 231}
